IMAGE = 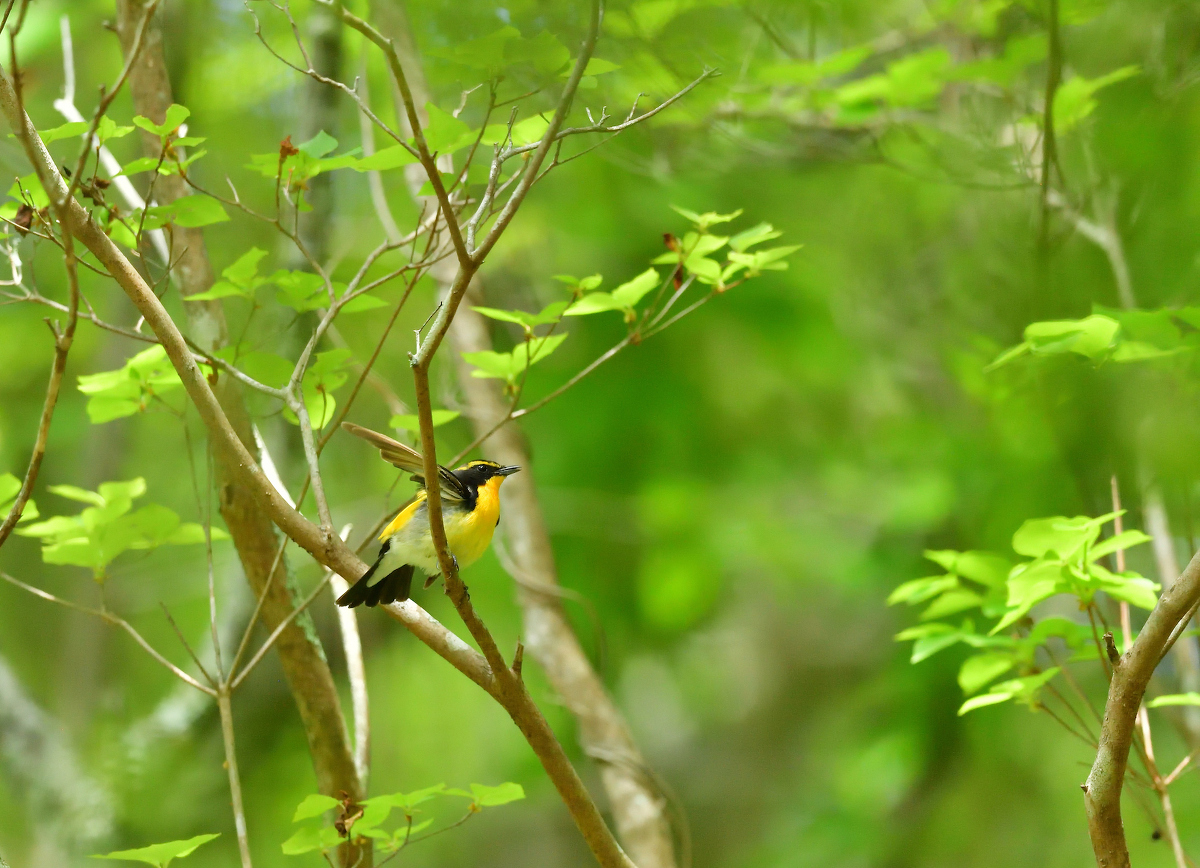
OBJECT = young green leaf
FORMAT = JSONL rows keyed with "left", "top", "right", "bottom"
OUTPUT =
{"left": 37, "top": 120, "right": 90, "bottom": 143}
{"left": 468, "top": 782, "right": 525, "bottom": 806}
{"left": 0, "top": 472, "right": 36, "bottom": 524}
{"left": 280, "top": 826, "right": 342, "bottom": 856}
{"left": 670, "top": 205, "right": 743, "bottom": 231}
{"left": 93, "top": 834, "right": 219, "bottom": 867}
{"left": 461, "top": 334, "right": 567, "bottom": 383}
{"left": 958, "top": 653, "right": 1014, "bottom": 695}
{"left": 729, "top": 222, "right": 783, "bottom": 252}
{"left": 132, "top": 103, "right": 191, "bottom": 139}
{"left": 424, "top": 103, "right": 474, "bottom": 154}
{"left": 292, "top": 793, "right": 340, "bottom": 822}
{"left": 352, "top": 145, "right": 419, "bottom": 172}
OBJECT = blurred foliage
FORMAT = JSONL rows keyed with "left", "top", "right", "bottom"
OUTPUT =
{"left": 2, "top": 0, "right": 1200, "bottom": 867}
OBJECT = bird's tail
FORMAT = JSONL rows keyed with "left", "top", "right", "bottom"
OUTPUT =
{"left": 337, "top": 561, "right": 414, "bottom": 608}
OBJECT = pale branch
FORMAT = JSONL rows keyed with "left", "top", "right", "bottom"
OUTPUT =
{"left": 217, "top": 688, "right": 254, "bottom": 868}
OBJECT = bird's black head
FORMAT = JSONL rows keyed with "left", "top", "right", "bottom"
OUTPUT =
{"left": 452, "top": 460, "right": 520, "bottom": 490}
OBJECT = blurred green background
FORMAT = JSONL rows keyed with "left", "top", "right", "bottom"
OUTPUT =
{"left": 1, "top": 0, "right": 1197, "bottom": 866}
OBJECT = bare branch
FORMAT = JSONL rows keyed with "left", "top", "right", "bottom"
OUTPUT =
{"left": 0, "top": 572, "right": 217, "bottom": 696}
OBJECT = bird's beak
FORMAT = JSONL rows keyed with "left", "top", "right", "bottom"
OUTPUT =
{"left": 496, "top": 465, "right": 521, "bottom": 477}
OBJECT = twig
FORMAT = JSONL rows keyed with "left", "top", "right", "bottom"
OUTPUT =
{"left": 217, "top": 687, "right": 254, "bottom": 868}
{"left": 1, "top": 572, "right": 216, "bottom": 696}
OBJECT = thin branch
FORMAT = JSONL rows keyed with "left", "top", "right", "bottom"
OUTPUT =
{"left": 1, "top": 572, "right": 216, "bottom": 696}
{"left": 217, "top": 688, "right": 254, "bottom": 868}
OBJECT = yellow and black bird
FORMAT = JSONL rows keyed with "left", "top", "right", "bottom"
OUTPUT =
{"left": 336, "top": 422, "right": 520, "bottom": 608}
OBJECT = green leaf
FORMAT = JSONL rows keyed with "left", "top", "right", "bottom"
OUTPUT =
{"left": 1054, "top": 66, "right": 1139, "bottom": 132}
{"left": 1148, "top": 693, "right": 1200, "bottom": 708}
{"left": 96, "top": 116, "right": 134, "bottom": 145}
{"left": 48, "top": 484, "right": 107, "bottom": 506}
{"left": 920, "top": 588, "right": 983, "bottom": 620}
{"left": 223, "top": 248, "right": 268, "bottom": 287}
{"left": 561, "top": 57, "right": 619, "bottom": 78}
{"left": 461, "top": 334, "right": 567, "bottom": 382}
{"left": 1012, "top": 515, "right": 1103, "bottom": 560}
{"left": 1024, "top": 315, "right": 1121, "bottom": 360}
{"left": 611, "top": 268, "right": 661, "bottom": 307}
{"left": 390, "top": 410, "right": 460, "bottom": 431}
{"left": 1093, "top": 565, "right": 1160, "bottom": 610}
{"left": 924, "top": 550, "right": 1012, "bottom": 587}
{"left": 93, "top": 834, "right": 219, "bottom": 867}
{"left": 469, "top": 782, "right": 525, "bottom": 806}
{"left": 506, "top": 30, "right": 570, "bottom": 74}
{"left": 132, "top": 104, "right": 191, "bottom": 139}
{"left": 340, "top": 293, "right": 387, "bottom": 313}
{"left": 292, "top": 794, "right": 339, "bottom": 822}
{"left": 38, "top": 120, "right": 90, "bottom": 143}
{"left": 958, "top": 653, "right": 1014, "bottom": 695}
{"left": 171, "top": 195, "right": 228, "bottom": 228}
{"left": 424, "top": 103, "right": 473, "bottom": 154}
{"left": 729, "top": 222, "right": 783, "bottom": 252}
{"left": 958, "top": 668, "right": 1059, "bottom": 716}
{"left": 564, "top": 292, "right": 625, "bottom": 316}
{"left": 471, "top": 302, "right": 568, "bottom": 329}
{"left": 119, "top": 156, "right": 163, "bottom": 176}
{"left": 1090, "top": 530, "right": 1153, "bottom": 561}
{"left": 670, "top": 205, "right": 743, "bottom": 231}
{"left": 352, "top": 145, "right": 419, "bottom": 172}
{"left": 280, "top": 826, "right": 342, "bottom": 856}
{"left": 431, "top": 26, "right": 519, "bottom": 73}
{"left": 272, "top": 270, "right": 328, "bottom": 312}
{"left": 888, "top": 575, "right": 958, "bottom": 605}
{"left": 958, "top": 691, "right": 1013, "bottom": 715}
{"left": 0, "top": 472, "right": 36, "bottom": 524}
{"left": 187, "top": 283, "right": 248, "bottom": 302}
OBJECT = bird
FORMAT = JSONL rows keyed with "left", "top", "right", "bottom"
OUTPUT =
{"left": 336, "top": 422, "right": 520, "bottom": 608}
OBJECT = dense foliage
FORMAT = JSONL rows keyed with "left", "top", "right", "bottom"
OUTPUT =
{"left": 2, "top": 0, "right": 1200, "bottom": 866}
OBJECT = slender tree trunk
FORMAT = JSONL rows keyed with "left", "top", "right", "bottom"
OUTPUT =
{"left": 113, "top": 6, "right": 365, "bottom": 864}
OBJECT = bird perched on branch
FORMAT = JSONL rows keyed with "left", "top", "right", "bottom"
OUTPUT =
{"left": 337, "top": 422, "right": 520, "bottom": 608}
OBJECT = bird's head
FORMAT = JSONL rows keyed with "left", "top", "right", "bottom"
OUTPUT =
{"left": 454, "top": 459, "right": 521, "bottom": 490}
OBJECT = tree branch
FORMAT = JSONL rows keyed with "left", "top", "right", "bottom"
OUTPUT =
{"left": 1084, "top": 549, "right": 1200, "bottom": 866}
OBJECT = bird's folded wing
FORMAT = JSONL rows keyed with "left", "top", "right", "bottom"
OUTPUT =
{"left": 342, "top": 422, "right": 468, "bottom": 502}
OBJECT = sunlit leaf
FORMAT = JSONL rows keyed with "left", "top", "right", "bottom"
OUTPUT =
{"left": 468, "top": 782, "right": 525, "bottom": 806}
{"left": 93, "top": 834, "right": 219, "bottom": 867}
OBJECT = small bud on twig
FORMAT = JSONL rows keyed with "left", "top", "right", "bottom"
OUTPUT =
{"left": 1104, "top": 631, "right": 1121, "bottom": 668}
